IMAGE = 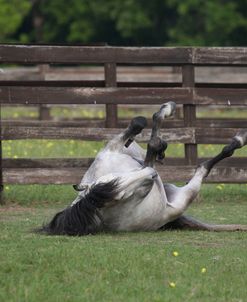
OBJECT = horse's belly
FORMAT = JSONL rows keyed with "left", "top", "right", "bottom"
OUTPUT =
{"left": 82, "top": 151, "right": 141, "bottom": 183}
{"left": 102, "top": 184, "right": 168, "bottom": 231}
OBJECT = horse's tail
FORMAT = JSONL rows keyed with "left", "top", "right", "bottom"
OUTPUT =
{"left": 34, "top": 180, "right": 119, "bottom": 236}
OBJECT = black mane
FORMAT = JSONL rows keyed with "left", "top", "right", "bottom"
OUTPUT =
{"left": 35, "top": 180, "right": 119, "bottom": 236}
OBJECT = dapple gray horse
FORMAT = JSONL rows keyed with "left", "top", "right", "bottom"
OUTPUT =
{"left": 37, "top": 102, "right": 247, "bottom": 235}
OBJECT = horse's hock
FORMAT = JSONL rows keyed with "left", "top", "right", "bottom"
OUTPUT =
{"left": 0, "top": 45, "right": 247, "bottom": 201}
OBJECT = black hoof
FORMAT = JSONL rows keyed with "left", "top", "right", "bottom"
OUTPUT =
{"left": 153, "top": 102, "right": 176, "bottom": 122}
{"left": 129, "top": 116, "right": 148, "bottom": 136}
{"left": 124, "top": 116, "right": 147, "bottom": 147}
{"left": 156, "top": 140, "right": 167, "bottom": 162}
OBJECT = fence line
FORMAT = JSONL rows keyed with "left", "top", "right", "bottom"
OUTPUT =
{"left": 0, "top": 45, "right": 247, "bottom": 202}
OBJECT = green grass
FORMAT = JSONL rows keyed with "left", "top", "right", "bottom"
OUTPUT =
{"left": 2, "top": 139, "right": 104, "bottom": 158}
{"left": 196, "top": 106, "right": 247, "bottom": 119}
{"left": 3, "top": 183, "right": 247, "bottom": 207}
{"left": 3, "top": 104, "right": 247, "bottom": 120}
{"left": 1, "top": 182, "right": 247, "bottom": 302}
{"left": 0, "top": 198, "right": 247, "bottom": 302}
{"left": 2, "top": 139, "right": 246, "bottom": 159}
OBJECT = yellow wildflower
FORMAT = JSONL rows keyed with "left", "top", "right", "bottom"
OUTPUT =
{"left": 201, "top": 267, "right": 207, "bottom": 274}
{"left": 172, "top": 251, "right": 179, "bottom": 257}
{"left": 169, "top": 282, "right": 176, "bottom": 288}
{"left": 216, "top": 185, "right": 223, "bottom": 190}
{"left": 47, "top": 142, "right": 54, "bottom": 148}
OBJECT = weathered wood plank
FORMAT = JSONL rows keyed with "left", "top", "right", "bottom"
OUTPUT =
{"left": 0, "top": 45, "right": 191, "bottom": 64}
{"left": 3, "top": 166, "right": 247, "bottom": 184}
{"left": 0, "top": 102, "right": 3, "bottom": 203}
{"left": 1, "top": 126, "right": 195, "bottom": 143}
{"left": 2, "top": 118, "right": 247, "bottom": 129}
{"left": 1, "top": 45, "right": 247, "bottom": 65}
{"left": 3, "top": 158, "right": 95, "bottom": 168}
{"left": 2, "top": 65, "right": 247, "bottom": 84}
{"left": 2, "top": 119, "right": 110, "bottom": 128}
{"left": 105, "top": 63, "right": 118, "bottom": 127}
{"left": 158, "top": 166, "right": 247, "bottom": 183}
{"left": 196, "top": 128, "right": 247, "bottom": 144}
{"left": 195, "top": 119, "right": 247, "bottom": 128}
{"left": 194, "top": 88, "right": 247, "bottom": 105}
{"left": 1, "top": 126, "right": 244, "bottom": 144}
{"left": 3, "top": 157, "right": 246, "bottom": 169}
{"left": 3, "top": 168, "right": 83, "bottom": 184}
{"left": 1, "top": 86, "right": 247, "bottom": 105}
{"left": 0, "top": 80, "right": 106, "bottom": 87}
{"left": 0, "top": 87, "right": 192, "bottom": 105}
{"left": 2, "top": 81, "right": 247, "bottom": 89}
{"left": 182, "top": 65, "right": 198, "bottom": 165}
{"left": 193, "top": 48, "right": 247, "bottom": 65}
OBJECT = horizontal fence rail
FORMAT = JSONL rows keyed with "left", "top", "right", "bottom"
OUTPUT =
{"left": 1, "top": 45, "right": 247, "bottom": 65}
{"left": 1, "top": 87, "right": 247, "bottom": 105}
{"left": 1, "top": 125, "right": 243, "bottom": 144}
{"left": 3, "top": 167, "right": 246, "bottom": 185}
{"left": 0, "top": 44, "right": 247, "bottom": 196}
{"left": 2, "top": 119, "right": 247, "bottom": 128}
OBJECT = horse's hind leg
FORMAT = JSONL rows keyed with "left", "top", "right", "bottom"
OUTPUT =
{"left": 182, "top": 129, "right": 247, "bottom": 199}
{"left": 165, "top": 129, "right": 247, "bottom": 223}
{"left": 200, "top": 129, "right": 247, "bottom": 177}
{"left": 160, "top": 214, "right": 247, "bottom": 231}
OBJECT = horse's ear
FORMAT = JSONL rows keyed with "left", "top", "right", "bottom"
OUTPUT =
{"left": 73, "top": 184, "right": 83, "bottom": 191}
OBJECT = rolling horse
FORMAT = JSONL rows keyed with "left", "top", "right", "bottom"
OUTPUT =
{"left": 37, "top": 102, "right": 247, "bottom": 235}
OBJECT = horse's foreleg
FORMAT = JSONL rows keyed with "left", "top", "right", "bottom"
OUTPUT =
{"left": 106, "top": 116, "right": 147, "bottom": 152}
{"left": 144, "top": 102, "right": 176, "bottom": 167}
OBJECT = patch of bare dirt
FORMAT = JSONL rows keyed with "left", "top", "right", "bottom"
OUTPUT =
{"left": 0, "top": 204, "right": 35, "bottom": 214}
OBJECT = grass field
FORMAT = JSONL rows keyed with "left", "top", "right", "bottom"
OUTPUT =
{"left": 1, "top": 105, "right": 247, "bottom": 301}
{"left": 0, "top": 197, "right": 247, "bottom": 302}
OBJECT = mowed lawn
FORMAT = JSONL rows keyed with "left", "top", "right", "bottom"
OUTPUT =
{"left": 1, "top": 195, "right": 247, "bottom": 302}
{"left": 1, "top": 105, "right": 247, "bottom": 301}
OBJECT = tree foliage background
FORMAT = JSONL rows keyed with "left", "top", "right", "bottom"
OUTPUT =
{"left": 1, "top": 0, "right": 247, "bottom": 46}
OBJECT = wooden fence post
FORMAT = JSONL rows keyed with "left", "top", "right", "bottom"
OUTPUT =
{"left": 182, "top": 65, "right": 198, "bottom": 165}
{"left": 0, "top": 103, "right": 3, "bottom": 204}
{"left": 38, "top": 64, "right": 51, "bottom": 120}
{"left": 104, "top": 63, "right": 118, "bottom": 128}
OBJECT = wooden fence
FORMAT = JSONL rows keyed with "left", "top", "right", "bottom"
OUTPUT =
{"left": 0, "top": 45, "right": 247, "bottom": 200}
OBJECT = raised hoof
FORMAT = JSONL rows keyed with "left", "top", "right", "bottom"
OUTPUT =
{"left": 124, "top": 116, "right": 147, "bottom": 147}
{"left": 129, "top": 116, "right": 147, "bottom": 136}
{"left": 234, "top": 129, "right": 247, "bottom": 147}
{"left": 153, "top": 101, "right": 176, "bottom": 121}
